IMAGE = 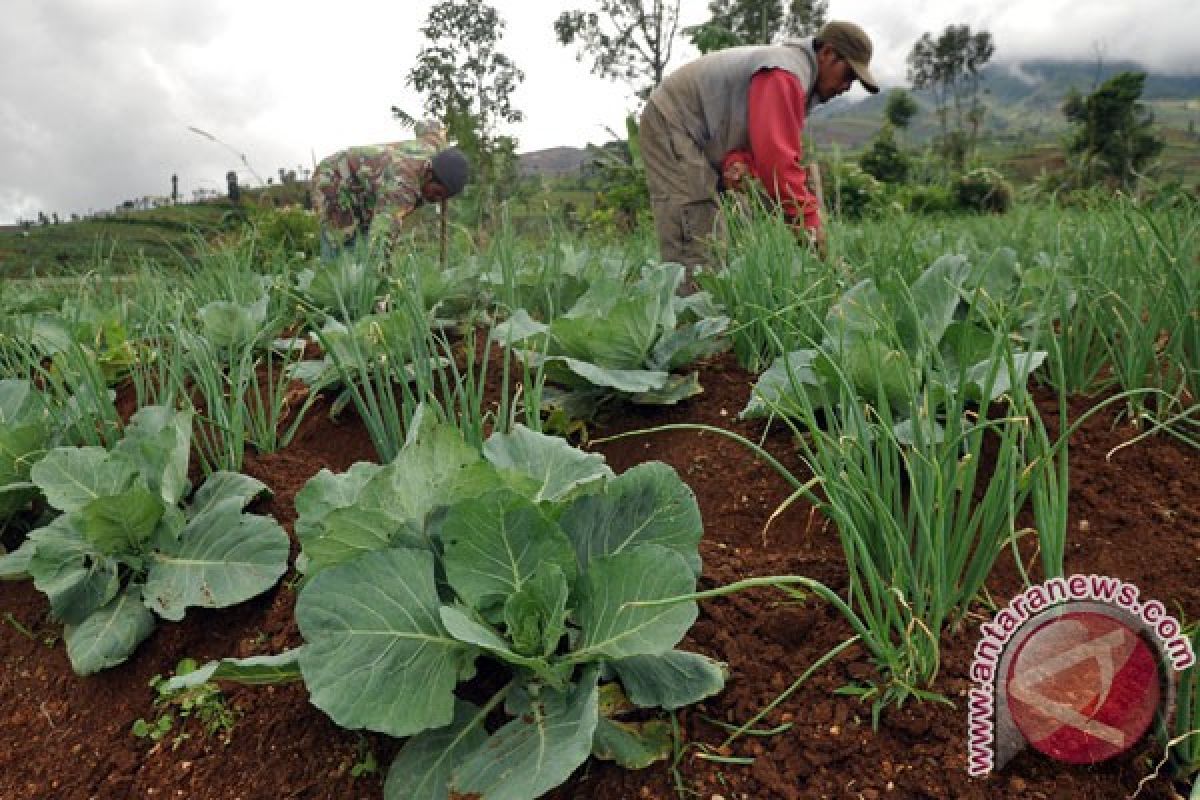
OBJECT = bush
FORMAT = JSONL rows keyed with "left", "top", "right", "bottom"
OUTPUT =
{"left": 823, "top": 161, "right": 884, "bottom": 219}
{"left": 898, "top": 183, "right": 957, "bottom": 214}
{"left": 859, "top": 126, "right": 911, "bottom": 184}
{"left": 251, "top": 206, "right": 320, "bottom": 259}
{"left": 954, "top": 167, "right": 1013, "bottom": 213}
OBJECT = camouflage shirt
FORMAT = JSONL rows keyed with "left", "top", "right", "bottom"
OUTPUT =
{"left": 311, "top": 121, "right": 447, "bottom": 250}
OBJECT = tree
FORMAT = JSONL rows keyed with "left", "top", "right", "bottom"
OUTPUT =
{"left": 884, "top": 89, "right": 918, "bottom": 131}
{"left": 684, "top": 0, "right": 827, "bottom": 54}
{"left": 1062, "top": 71, "right": 1164, "bottom": 190}
{"left": 403, "top": 0, "right": 525, "bottom": 200}
{"left": 554, "top": 0, "right": 683, "bottom": 100}
{"left": 860, "top": 124, "right": 910, "bottom": 184}
{"left": 906, "top": 24, "right": 994, "bottom": 168}
{"left": 586, "top": 114, "right": 650, "bottom": 231}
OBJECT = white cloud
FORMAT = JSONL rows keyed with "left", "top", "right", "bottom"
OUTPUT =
{"left": 1, "top": 0, "right": 1197, "bottom": 222}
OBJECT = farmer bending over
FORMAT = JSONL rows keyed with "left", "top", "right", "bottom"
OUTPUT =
{"left": 640, "top": 20, "right": 880, "bottom": 277}
{"left": 312, "top": 120, "right": 469, "bottom": 257}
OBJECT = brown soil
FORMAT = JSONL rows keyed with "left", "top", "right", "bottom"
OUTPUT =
{"left": 1, "top": 349, "right": 1196, "bottom": 800}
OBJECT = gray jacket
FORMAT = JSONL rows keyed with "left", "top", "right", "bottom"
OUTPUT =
{"left": 646, "top": 38, "right": 819, "bottom": 171}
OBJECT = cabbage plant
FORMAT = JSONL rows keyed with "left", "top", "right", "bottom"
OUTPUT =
{"left": 742, "top": 251, "right": 1048, "bottom": 440}
{"left": 294, "top": 257, "right": 385, "bottom": 322}
{"left": 494, "top": 262, "right": 729, "bottom": 420}
{"left": 0, "top": 380, "right": 49, "bottom": 525}
{"left": 0, "top": 406, "right": 289, "bottom": 675}
{"left": 170, "top": 413, "right": 724, "bottom": 799}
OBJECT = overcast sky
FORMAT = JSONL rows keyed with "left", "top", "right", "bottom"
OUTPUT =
{"left": 2, "top": 0, "right": 1198, "bottom": 224}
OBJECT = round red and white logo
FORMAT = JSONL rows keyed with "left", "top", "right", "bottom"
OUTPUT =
{"left": 1005, "top": 611, "right": 1162, "bottom": 765}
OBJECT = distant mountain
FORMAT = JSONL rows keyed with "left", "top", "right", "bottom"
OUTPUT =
{"left": 518, "top": 146, "right": 592, "bottom": 177}
{"left": 810, "top": 59, "right": 1200, "bottom": 149}
{"left": 981, "top": 59, "right": 1200, "bottom": 105}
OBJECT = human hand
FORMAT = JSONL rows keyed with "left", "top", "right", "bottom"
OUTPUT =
{"left": 793, "top": 224, "right": 827, "bottom": 260}
{"left": 812, "top": 226, "right": 827, "bottom": 260}
{"left": 722, "top": 160, "right": 751, "bottom": 192}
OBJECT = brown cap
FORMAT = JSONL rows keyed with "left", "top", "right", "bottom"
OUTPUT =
{"left": 817, "top": 20, "right": 880, "bottom": 94}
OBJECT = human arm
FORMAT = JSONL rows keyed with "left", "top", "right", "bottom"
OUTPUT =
{"left": 363, "top": 146, "right": 426, "bottom": 249}
{"left": 746, "top": 68, "right": 822, "bottom": 236}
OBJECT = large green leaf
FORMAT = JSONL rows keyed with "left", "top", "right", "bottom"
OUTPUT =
{"left": 0, "top": 421, "right": 47, "bottom": 518}
{"left": 612, "top": 650, "right": 727, "bottom": 710}
{"left": 740, "top": 349, "right": 823, "bottom": 419}
{"left": 550, "top": 289, "right": 663, "bottom": 369}
{"left": 0, "top": 538, "right": 36, "bottom": 578}
{"left": 189, "top": 471, "right": 270, "bottom": 518}
{"left": 197, "top": 296, "right": 268, "bottom": 351}
{"left": 303, "top": 504, "right": 405, "bottom": 574}
{"left": 294, "top": 462, "right": 382, "bottom": 547}
{"left": 23, "top": 314, "right": 74, "bottom": 355}
{"left": 0, "top": 379, "right": 39, "bottom": 422}
{"left": 149, "top": 505, "right": 187, "bottom": 551}
{"left": 896, "top": 253, "right": 970, "bottom": 352}
{"left": 65, "top": 586, "right": 156, "bottom": 675}
{"left": 298, "top": 260, "right": 382, "bottom": 320}
{"left": 113, "top": 406, "right": 193, "bottom": 506}
{"left": 552, "top": 357, "right": 669, "bottom": 393}
{"left": 162, "top": 648, "right": 305, "bottom": 693}
{"left": 439, "top": 606, "right": 552, "bottom": 675}
{"left": 27, "top": 516, "right": 120, "bottom": 624}
{"left": 31, "top": 447, "right": 137, "bottom": 513}
{"left": 143, "top": 505, "right": 289, "bottom": 621}
{"left": 574, "top": 545, "right": 698, "bottom": 661}
{"left": 450, "top": 667, "right": 600, "bottom": 800}
{"left": 816, "top": 339, "right": 914, "bottom": 412}
{"left": 963, "top": 247, "right": 1021, "bottom": 313}
{"left": 962, "top": 350, "right": 1048, "bottom": 403}
{"left": 442, "top": 490, "right": 577, "bottom": 613}
{"left": 362, "top": 423, "right": 495, "bottom": 539}
{"left": 592, "top": 716, "right": 673, "bottom": 769}
{"left": 296, "top": 548, "right": 473, "bottom": 737}
{"left": 563, "top": 271, "right": 623, "bottom": 320}
{"left": 384, "top": 700, "right": 489, "bottom": 800}
{"left": 648, "top": 316, "right": 730, "bottom": 371}
{"left": 560, "top": 462, "right": 703, "bottom": 575}
{"left": 296, "top": 425, "right": 502, "bottom": 575}
{"left": 79, "top": 487, "right": 164, "bottom": 556}
{"left": 823, "top": 279, "right": 887, "bottom": 347}
{"left": 632, "top": 371, "right": 703, "bottom": 405}
{"left": 482, "top": 424, "right": 612, "bottom": 504}
{"left": 937, "top": 321, "right": 999, "bottom": 374}
{"left": 490, "top": 309, "right": 549, "bottom": 346}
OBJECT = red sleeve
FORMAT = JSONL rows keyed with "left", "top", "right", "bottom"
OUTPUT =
{"left": 747, "top": 69, "right": 821, "bottom": 232}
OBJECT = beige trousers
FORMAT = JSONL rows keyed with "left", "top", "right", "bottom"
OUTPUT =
{"left": 639, "top": 100, "right": 724, "bottom": 278}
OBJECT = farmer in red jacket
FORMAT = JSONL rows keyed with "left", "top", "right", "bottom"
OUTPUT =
{"left": 312, "top": 121, "right": 469, "bottom": 257}
{"left": 640, "top": 20, "right": 880, "bottom": 279}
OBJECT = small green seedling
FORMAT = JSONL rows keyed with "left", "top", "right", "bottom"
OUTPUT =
{"left": 350, "top": 735, "right": 379, "bottom": 778}
{"left": 132, "top": 658, "right": 238, "bottom": 750}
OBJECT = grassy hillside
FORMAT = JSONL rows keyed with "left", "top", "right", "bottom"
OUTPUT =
{"left": 0, "top": 180, "right": 316, "bottom": 278}
{"left": 0, "top": 203, "right": 236, "bottom": 279}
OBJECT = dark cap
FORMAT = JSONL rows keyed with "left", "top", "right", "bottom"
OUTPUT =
{"left": 817, "top": 20, "right": 880, "bottom": 94}
{"left": 430, "top": 147, "right": 469, "bottom": 197}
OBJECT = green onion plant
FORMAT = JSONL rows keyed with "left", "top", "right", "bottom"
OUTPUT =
{"left": 699, "top": 192, "right": 840, "bottom": 372}
{"left": 1166, "top": 623, "right": 1200, "bottom": 792}
{"left": 605, "top": 286, "right": 1045, "bottom": 723}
